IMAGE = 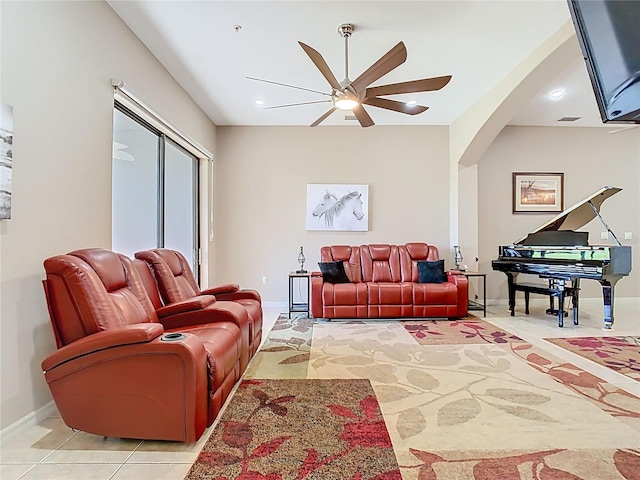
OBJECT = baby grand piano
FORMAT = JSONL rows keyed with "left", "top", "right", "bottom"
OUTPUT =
{"left": 492, "top": 186, "right": 632, "bottom": 329}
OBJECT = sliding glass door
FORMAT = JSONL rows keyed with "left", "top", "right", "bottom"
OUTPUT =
{"left": 112, "top": 107, "right": 159, "bottom": 257}
{"left": 164, "top": 140, "right": 198, "bottom": 267}
{"left": 112, "top": 105, "right": 200, "bottom": 279}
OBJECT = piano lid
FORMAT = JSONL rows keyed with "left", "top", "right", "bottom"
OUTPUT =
{"left": 514, "top": 186, "right": 622, "bottom": 245}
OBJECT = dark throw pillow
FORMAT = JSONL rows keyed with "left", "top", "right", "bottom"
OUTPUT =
{"left": 318, "top": 261, "right": 351, "bottom": 284}
{"left": 417, "top": 259, "right": 447, "bottom": 283}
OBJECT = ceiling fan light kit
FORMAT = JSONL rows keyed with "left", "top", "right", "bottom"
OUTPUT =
{"left": 333, "top": 92, "right": 359, "bottom": 111}
{"left": 248, "top": 23, "right": 452, "bottom": 127}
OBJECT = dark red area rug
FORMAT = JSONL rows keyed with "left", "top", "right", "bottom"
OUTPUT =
{"left": 184, "top": 378, "right": 401, "bottom": 480}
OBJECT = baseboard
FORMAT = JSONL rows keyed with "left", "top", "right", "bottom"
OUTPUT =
{"left": 0, "top": 401, "right": 58, "bottom": 447}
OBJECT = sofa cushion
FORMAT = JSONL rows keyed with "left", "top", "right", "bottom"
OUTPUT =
{"left": 367, "top": 282, "right": 413, "bottom": 305}
{"left": 318, "top": 261, "right": 350, "bottom": 284}
{"left": 360, "top": 244, "right": 401, "bottom": 283}
{"left": 322, "top": 282, "right": 368, "bottom": 306}
{"left": 412, "top": 282, "right": 459, "bottom": 305}
{"left": 369, "top": 244, "right": 392, "bottom": 260}
{"left": 343, "top": 261, "right": 362, "bottom": 283}
{"left": 417, "top": 260, "right": 447, "bottom": 283}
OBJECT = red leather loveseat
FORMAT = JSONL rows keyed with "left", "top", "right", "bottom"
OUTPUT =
{"left": 311, "top": 243, "right": 468, "bottom": 320}
{"left": 135, "top": 248, "right": 263, "bottom": 368}
{"left": 41, "top": 248, "right": 262, "bottom": 442}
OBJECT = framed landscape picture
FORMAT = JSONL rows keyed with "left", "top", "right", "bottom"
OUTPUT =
{"left": 512, "top": 172, "right": 564, "bottom": 214}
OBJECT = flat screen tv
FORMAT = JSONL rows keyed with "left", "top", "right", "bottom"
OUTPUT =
{"left": 567, "top": 0, "right": 640, "bottom": 124}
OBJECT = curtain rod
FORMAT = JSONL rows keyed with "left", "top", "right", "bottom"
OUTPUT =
{"left": 111, "top": 78, "right": 213, "bottom": 160}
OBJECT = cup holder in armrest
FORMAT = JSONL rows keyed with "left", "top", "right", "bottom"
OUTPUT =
{"left": 161, "top": 333, "right": 187, "bottom": 342}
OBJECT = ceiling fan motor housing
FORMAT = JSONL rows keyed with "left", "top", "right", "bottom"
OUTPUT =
{"left": 338, "top": 24, "right": 354, "bottom": 38}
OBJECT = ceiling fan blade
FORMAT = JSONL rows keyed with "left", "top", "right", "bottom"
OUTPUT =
{"left": 246, "top": 77, "right": 331, "bottom": 96}
{"left": 298, "top": 42, "right": 341, "bottom": 91}
{"left": 349, "top": 42, "right": 407, "bottom": 93}
{"left": 352, "top": 104, "right": 375, "bottom": 127}
{"left": 365, "top": 75, "right": 452, "bottom": 97}
{"left": 363, "top": 97, "right": 428, "bottom": 115}
{"left": 263, "top": 100, "right": 332, "bottom": 110}
{"left": 310, "top": 107, "right": 337, "bottom": 127}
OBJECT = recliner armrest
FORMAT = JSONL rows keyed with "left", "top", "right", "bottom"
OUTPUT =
{"left": 201, "top": 284, "right": 240, "bottom": 296}
{"left": 214, "top": 290, "right": 262, "bottom": 303}
{"left": 156, "top": 295, "right": 216, "bottom": 318}
{"left": 42, "top": 323, "right": 164, "bottom": 371}
{"left": 446, "top": 272, "right": 469, "bottom": 317}
{"left": 446, "top": 271, "right": 468, "bottom": 285}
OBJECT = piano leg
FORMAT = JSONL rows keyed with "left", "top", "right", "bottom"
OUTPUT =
{"left": 507, "top": 273, "right": 517, "bottom": 316}
{"left": 599, "top": 279, "right": 618, "bottom": 329}
{"left": 572, "top": 279, "right": 580, "bottom": 325}
{"left": 556, "top": 281, "right": 565, "bottom": 328}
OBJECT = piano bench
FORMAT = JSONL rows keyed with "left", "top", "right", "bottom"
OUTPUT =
{"left": 510, "top": 281, "right": 580, "bottom": 327}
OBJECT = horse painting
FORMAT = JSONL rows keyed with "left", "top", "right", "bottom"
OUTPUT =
{"left": 311, "top": 190, "right": 337, "bottom": 220}
{"left": 306, "top": 184, "right": 369, "bottom": 231}
{"left": 322, "top": 191, "right": 364, "bottom": 228}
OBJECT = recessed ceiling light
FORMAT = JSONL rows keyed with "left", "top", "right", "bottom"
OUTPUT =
{"left": 550, "top": 89, "right": 565, "bottom": 99}
{"left": 406, "top": 100, "right": 417, "bottom": 106}
{"left": 255, "top": 99, "right": 264, "bottom": 106}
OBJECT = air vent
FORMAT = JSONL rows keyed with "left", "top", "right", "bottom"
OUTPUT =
{"left": 345, "top": 115, "right": 357, "bottom": 121}
{"left": 557, "top": 116, "right": 581, "bottom": 122}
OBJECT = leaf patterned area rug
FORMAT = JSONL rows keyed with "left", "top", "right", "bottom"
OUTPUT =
{"left": 403, "top": 317, "right": 524, "bottom": 345}
{"left": 544, "top": 336, "right": 640, "bottom": 381}
{"left": 243, "top": 314, "right": 314, "bottom": 379}
{"left": 185, "top": 378, "right": 401, "bottom": 480}
{"left": 196, "top": 315, "right": 640, "bottom": 480}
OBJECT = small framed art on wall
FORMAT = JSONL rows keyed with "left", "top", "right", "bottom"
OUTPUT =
{"left": 512, "top": 172, "right": 564, "bottom": 214}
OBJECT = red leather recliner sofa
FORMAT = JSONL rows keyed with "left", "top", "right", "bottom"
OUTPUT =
{"left": 41, "top": 248, "right": 261, "bottom": 442}
{"left": 311, "top": 243, "right": 468, "bottom": 319}
{"left": 134, "top": 248, "right": 263, "bottom": 362}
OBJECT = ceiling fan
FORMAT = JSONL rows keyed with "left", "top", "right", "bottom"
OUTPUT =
{"left": 248, "top": 24, "right": 452, "bottom": 127}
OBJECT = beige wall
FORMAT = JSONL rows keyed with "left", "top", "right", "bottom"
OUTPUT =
{"left": 458, "top": 164, "right": 480, "bottom": 298}
{"left": 2, "top": 0, "right": 639, "bottom": 434}
{"left": 214, "top": 126, "right": 452, "bottom": 302}
{"left": 0, "top": 1, "right": 216, "bottom": 429}
{"left": 478, "top": 126, "right": 640, "bottom": 301}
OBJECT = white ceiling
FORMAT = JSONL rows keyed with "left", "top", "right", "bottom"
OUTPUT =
{"left": 107, "top": 0, "right": 615, "bottom": 129}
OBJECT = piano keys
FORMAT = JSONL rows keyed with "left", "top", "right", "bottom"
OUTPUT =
{"left": 492, "top": 186, "right": 632, "bottom": 329}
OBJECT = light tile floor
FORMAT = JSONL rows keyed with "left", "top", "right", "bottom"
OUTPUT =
{"left": 0, "top": 306, "right": 282, "bottom": 480}
{"left": 1, "top": 301, "right": 638, "bottom": 480}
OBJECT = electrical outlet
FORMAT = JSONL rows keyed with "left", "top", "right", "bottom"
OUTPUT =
{"left": 600, "top": 231, "right": 609, "bottom": 240}
{"left": 262, "top": 276, "right": 268, "bottom": 284}
{"left": 624, "top": 232, "right": 633, "bottom": 240}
